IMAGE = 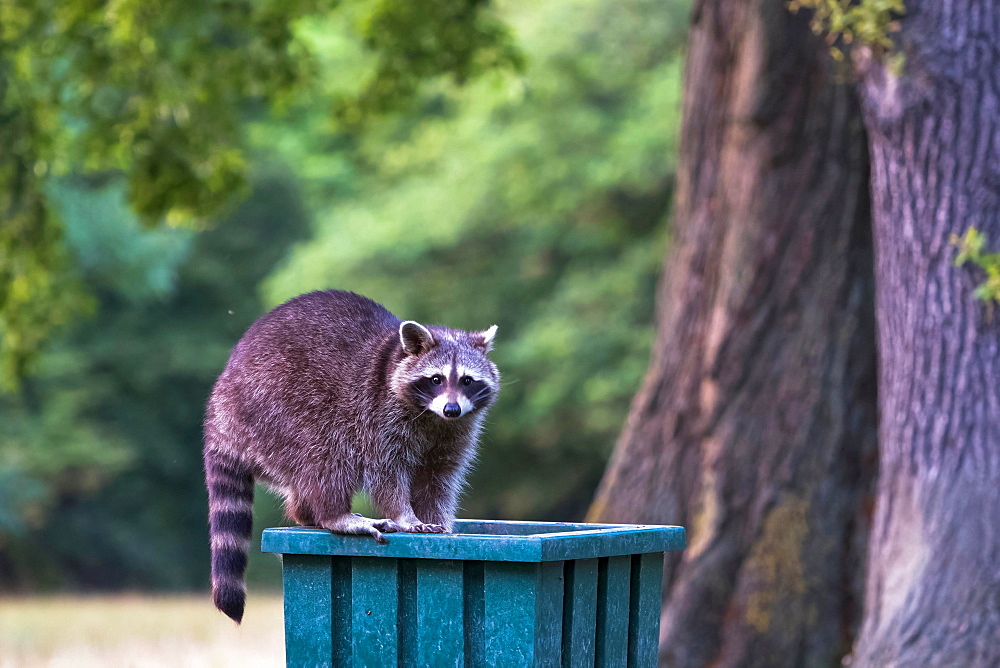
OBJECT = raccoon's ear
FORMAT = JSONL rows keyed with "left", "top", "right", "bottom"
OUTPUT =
{"left": 472, "top": 324, "right": 498, "bottom": 352}
{"left": 400, "top": 321, "right": 436, "bottom": 355}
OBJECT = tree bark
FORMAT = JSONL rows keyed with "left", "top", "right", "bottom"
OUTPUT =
{"left": 852, "top": 2, "right": 1000, "bottom": 664}
{"left": 588, "top": 1, "right": 878, "bottom": 665}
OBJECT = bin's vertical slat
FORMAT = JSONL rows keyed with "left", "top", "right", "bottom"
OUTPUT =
{"left": 534, "top": 560, "right": 565, "bottom": 666}
{"left": 331, "top": 556, "right": 353, "bottom": 666}
{"left": 595, "top": 555, "right": 632, "bottom": 667}
{"left": 562, "top": 558, "right": 598, "bottom": 667}
{"left": 483, "top": 561, "right": 565, "bottom": 667}
{"left": 484, "top": 561, "right": 538, "bottom": 664}
{"left": 416, "top": 559, "right": 465, "bottom": 666}
{"left": 627, "top": 552, "right": 664, "bottom": 666}
{"left": 283, "top": 554, "right": 335, "bottom": 667}
{"left": 351, "top": 556, "right": 399, "bottom": 667}
{"left": 464, "top": 560, "right": 486, "bottom": 666}
{"left": 397, "top": 559, "right": 417, "bottom": 667}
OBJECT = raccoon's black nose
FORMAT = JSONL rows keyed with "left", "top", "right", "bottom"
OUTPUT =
{"left": 443, "top": 402, "right": 462, "bottom": 418}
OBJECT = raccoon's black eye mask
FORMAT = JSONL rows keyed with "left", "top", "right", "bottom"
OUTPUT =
{"left": 466, "top": 381, "right": 492, "bottom": 408}
{"left": 407, "top": 376, "right": 439, "bottom": 405}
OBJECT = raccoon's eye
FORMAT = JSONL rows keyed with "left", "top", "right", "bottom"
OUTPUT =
{"left": 430, "top": 374, "right": 443, "bottom": 385}
{"left": 461, "top": 376, "right": 473, "bottom": 386}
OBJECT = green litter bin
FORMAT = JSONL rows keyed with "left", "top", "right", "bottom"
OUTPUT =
{"left": 262, "top": 519, "right": 686, "bottom": 667}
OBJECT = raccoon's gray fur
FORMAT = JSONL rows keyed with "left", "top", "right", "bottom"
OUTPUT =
{"left": 203, "top": 290, "right": 499, "bottom": 622}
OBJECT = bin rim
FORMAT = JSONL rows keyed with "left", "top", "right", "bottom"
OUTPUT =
{"left": 261, "top": 519, "right": 686, "bottom": 562}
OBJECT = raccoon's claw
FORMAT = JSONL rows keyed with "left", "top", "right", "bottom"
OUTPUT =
{"left": 369, "top": 518, "right": 402, "bottom": 543}
{"left": 372, "top": 518, "right": 400, "bottom": 533}
{"left": 410, "top": 523, "right": 449, "bottom": 534}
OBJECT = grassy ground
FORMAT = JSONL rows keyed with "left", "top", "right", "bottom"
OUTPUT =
{"left": 0, "top": 594, "right": 284, "bottom": 667}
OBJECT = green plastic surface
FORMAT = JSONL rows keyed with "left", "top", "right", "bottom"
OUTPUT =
{"left": 265, "top": 519, "right": 685, "bottom": 667}
{"left": 628, "top": 552, "right": 665, "bottom": 665}
{"left": 562, "top": 558, "right": 598, "bottom": 665}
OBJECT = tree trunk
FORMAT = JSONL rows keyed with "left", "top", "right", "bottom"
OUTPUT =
{"left": 852, "top": 2, "right": 1000, "bottom": 664}
{"left": 588, "top": 1, "right": 878, "bottom": 665}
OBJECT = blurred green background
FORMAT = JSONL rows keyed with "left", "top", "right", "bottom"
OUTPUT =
{"left": 0, "top": 0, "right": 688, "bottom": 599}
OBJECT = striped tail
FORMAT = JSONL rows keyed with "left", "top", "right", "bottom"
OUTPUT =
{"left": 204, "top": 449, "right": 254, "bottom": 623}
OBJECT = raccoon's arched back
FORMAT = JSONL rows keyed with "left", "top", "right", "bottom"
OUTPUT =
{"left": 204, "top": 447, "right": 254, "bottom": 623}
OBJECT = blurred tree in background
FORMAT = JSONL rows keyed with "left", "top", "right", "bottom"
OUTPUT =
{"left": 590, "top": 1, "right": 877, "bottom": 663}
{"left": 0, "top": 0, "right": 689, "bottom": 590}
{"left": 851, "top": 0, "right": 1000, "bottom": 661}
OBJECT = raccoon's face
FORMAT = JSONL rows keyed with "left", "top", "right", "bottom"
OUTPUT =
{"left": 393, "top": 320, "right": 500, "bottom": 420}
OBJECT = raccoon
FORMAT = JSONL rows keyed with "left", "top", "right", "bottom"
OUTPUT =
{"left": 203, "top": 290, "right": 499, "bottom": 622}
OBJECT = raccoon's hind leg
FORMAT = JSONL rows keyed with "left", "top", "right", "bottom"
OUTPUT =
{"left": 293, "top": 474, "right": 401, "bottom": 543}
{"left": 283, "top": 492, "right": 316, "bottom": 527}
{"left": 369, "top": 467, "right": 448, "bottom": 534}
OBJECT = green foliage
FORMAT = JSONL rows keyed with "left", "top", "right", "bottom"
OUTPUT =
{"left": 788, "top": 0, "right": 905, "bottom": 68}
{"left": 0, "top": 0, "right": 322, "bottom": 383}
{"left": 339, "top": 0, "right": 523, "bottom": 122}
{"left": 0, "top": 0, "right": 517, "bottom": 386}
{"left": 952, "top": 227, "right": 1000, "bottom": 304}
{"left": 0, "top": 193, "right": 91, "bottom": 390}
{"left": 49, "top": 178, "right": 194, "bottom": 301}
